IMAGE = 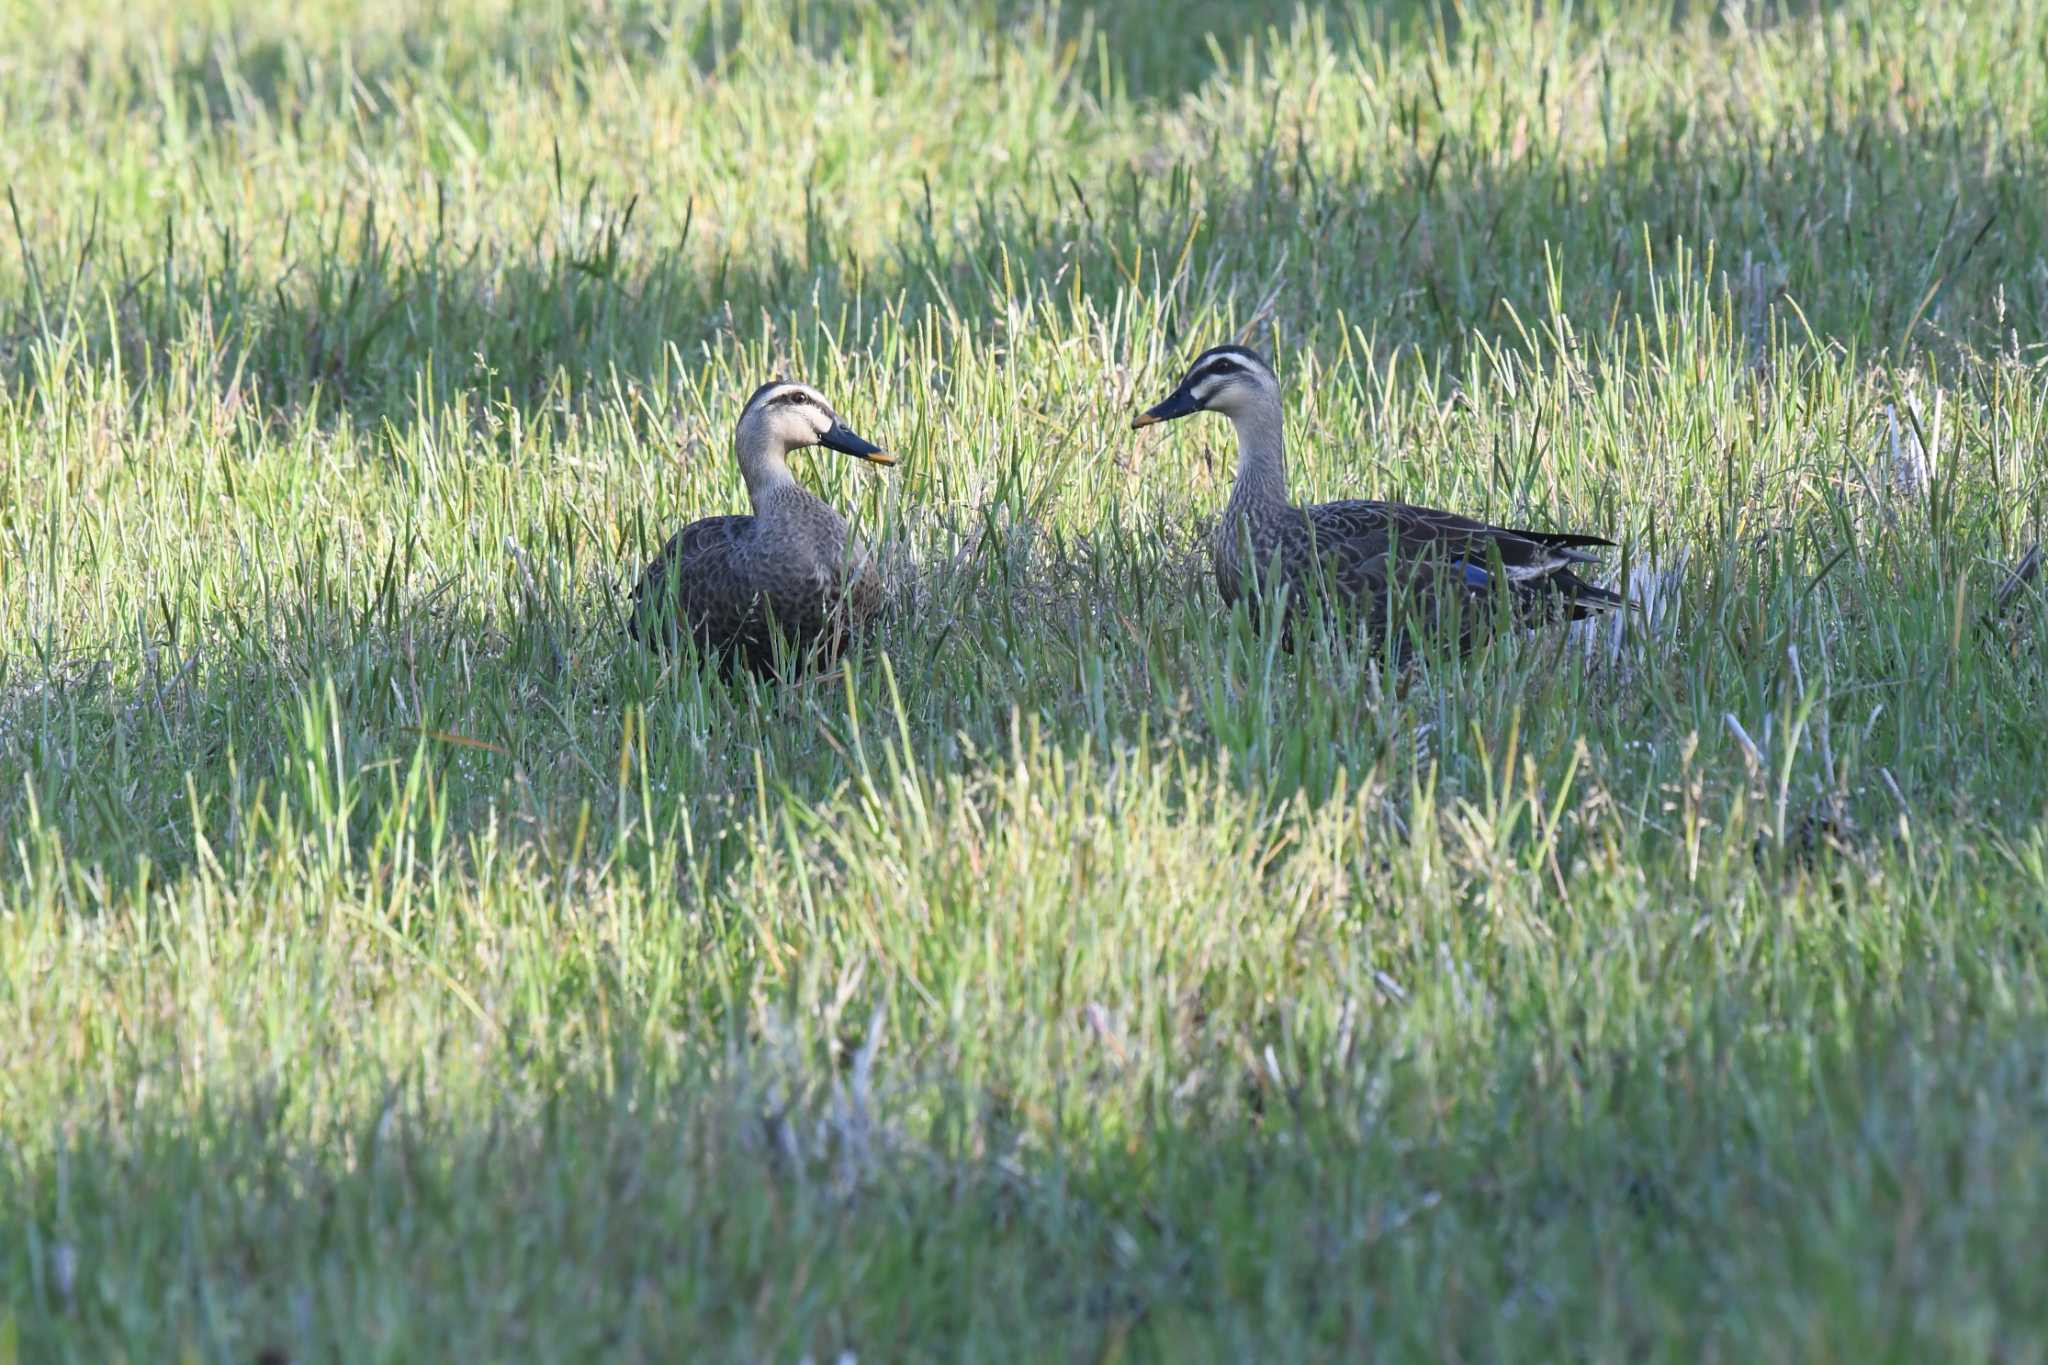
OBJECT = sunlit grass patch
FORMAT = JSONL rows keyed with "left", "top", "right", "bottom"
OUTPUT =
{"left": 4, "top": 0, "right": 2048, "bottom": 1356}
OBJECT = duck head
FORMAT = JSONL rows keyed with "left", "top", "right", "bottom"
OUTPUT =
{"left": 1132, "top": 345, "right": 1279, "bottom": 428}
{"left": 738, "top": 381, "right": 894, "bottom": 465}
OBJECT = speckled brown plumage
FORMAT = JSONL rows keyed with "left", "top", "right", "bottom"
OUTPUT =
{"left": 1212, "top": 495, "right": 1621, "bottom": 651}
{"left": 628, "top": 382, "right": 892, "bottom": 677}
{"left": 1139, "top": 345, "right": 1623, "bottom": 655}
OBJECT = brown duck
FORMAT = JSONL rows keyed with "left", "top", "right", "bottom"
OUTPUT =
{"left": 630, "top": 381, "right": 893, "bottom": 675}
{"left": 1134, "top": 345, "right": 1622, "bottom": 654}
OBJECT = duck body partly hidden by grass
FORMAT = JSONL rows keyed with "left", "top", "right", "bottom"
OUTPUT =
{"left": 1135, "top": 345, "right": 1624, "bottom": 656}
{"left": 629, "top": 381, "right": 893, "bottom": 677}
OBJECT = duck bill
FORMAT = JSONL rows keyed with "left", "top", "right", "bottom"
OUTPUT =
{"left": 1132, "top": 387, "right": 1200, "bottom": 429}
{"left": 821, "top": 422, "right": 895, "bottom": 466}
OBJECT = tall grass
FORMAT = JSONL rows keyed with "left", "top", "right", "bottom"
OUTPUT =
{"left": 4, "top": 0, "right": 2047, "bottom": 1357}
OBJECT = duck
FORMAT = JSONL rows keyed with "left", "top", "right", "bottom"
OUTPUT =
{"left": 629, "top": 380, "right": 893, "bottom": 676}
{"left": 1133, "top": 344, "right": 1623, "bottom": 655}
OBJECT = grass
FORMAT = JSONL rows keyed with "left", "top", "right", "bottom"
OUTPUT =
{"left": 3, "top": 0, "right": 2048, "bottom": 1357}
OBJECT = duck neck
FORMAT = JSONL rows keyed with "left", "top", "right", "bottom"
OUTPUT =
{"left": 738, "top": 435, "right": 845, "bottom": 572}
{"left": 738, "top": 435, "right": 804, "bottom": 515}
{"left": 1224, "top": 399, "right": 1290, "bottom": 520}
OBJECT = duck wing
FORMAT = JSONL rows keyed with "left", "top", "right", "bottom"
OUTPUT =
{"left": 631, "top": 513, "right": 884, "bottom": 675}
{"left": 627, "top": 514, "right": 759, "bottom": 655}
{"left": 1306, "top": 500, "right": 1623, "bottom": 620}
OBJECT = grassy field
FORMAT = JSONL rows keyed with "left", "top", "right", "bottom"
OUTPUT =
{"left": 4, "top": 0, "right": 2047, "bottom": 1357}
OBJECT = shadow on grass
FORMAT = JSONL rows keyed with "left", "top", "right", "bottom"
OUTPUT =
{"left": 7, "top": 493, "right": 2046, "bottom": 925}
{"left": 66, "top": 0, "right": 1845, "bottom": 134}
{"left": 0, "top": 519, "right": 1365, "bottom": 901}
{"left": 6, "top": 16, "right": 2042, "bottom": 432}
{"left": 76, "top": 0, "right": 1426, "bottom": 128}
{"left": 5, "top": 0, "right": 2046, "bottom": 937}
{"left": 3, "top": 978, "right": 2045, "bottom": 1358}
